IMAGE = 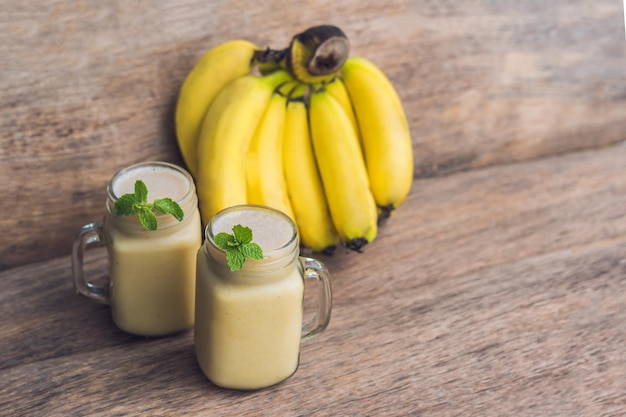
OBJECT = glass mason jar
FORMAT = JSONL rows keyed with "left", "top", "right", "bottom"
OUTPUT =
{"left": 72, "top": 161, "right": 202, "bottom": 336}
{"left": 195, "top": 205, "right": 332, "bottom": 390}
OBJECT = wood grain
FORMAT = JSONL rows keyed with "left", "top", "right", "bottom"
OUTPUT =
{"left": 2, "top": 145, "right": 625, "bottom": 416}
{"left": 1, "top": 0, "right": 625, "bottom": 269}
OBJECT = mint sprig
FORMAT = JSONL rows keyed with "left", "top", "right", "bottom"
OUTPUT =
{"left": 113, "top": 180, "right": 184, "bottom": 231}
{"left": 214, "top": 224, "right": 263, "bottom": 271}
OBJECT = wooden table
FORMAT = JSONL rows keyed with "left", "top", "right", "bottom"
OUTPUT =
{"left": 2, "top": 1, "right": 626, "bottom": 415}
{"left": 3, "top": 143, "right": 625, "bottom": 416}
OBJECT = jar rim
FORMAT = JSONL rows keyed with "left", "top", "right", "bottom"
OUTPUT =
{"left": 205, "top": 204, "right": 298, "bottom": 262}
{"left": 105, "top": 161, "right": 196, "bottom": 215}
{"left": 107, "top": 161, "right": 194, "bottom": 201}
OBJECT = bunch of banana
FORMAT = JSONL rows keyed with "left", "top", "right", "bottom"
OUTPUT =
{"left": 175, "top": 25, "right": 413, "bottom": 254}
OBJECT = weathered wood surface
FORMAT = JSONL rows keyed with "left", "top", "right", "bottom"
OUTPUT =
{"left": 1, "top": 0, "right": 625, "bottom": 269}
{"left": 2, "top": 144, "right": 625, "bottom": 416}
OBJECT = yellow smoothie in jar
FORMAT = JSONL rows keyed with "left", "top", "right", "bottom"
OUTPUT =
{"left": 194, "top": 206, "right": 304, "bottom": 390}
{"left": 105, "top": 163, "right": 201, "bottom": 336}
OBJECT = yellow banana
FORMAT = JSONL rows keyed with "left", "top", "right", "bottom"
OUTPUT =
{"left": 196, "top": 70, "right": 291, "bottom": 225}
{"left": 308, "top": 89, "right": 378, "bottom": 251}
{"left": 245, "top": 89, "right": 295, "bottom": 221}
{"left": 175, "top": 40, "right": 259, "bottom": 177}
{"left": 324, "top": 78, "right": 359, "bottom": 144}
{"left": 341, "top": 56, "right": 414, "bottom": 218}
{"left": 282, "top": 89, "right": 340, "bottom": 254}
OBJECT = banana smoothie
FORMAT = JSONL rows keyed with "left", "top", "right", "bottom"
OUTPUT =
{"left": 104, "top": 162, "right": 201, "bottom": 336}
{"left": 194, "top": 206, "right": 310, "bottom": 390}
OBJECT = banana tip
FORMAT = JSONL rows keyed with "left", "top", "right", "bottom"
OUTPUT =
{"left": 344, "top": 237, "right": 369, "bottom": 253}
{"left": 377, "top": 204, "right": 395, "bottom": 225}
{"left": 321, "top": 245, "right": 337, "bottom": 256}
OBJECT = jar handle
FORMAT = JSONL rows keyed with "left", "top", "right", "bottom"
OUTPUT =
{"left": 300, "top": 257, "right": 332, "bottom": 342}
{"left": 71, "top": 221, "right": 110, "bottom": 304}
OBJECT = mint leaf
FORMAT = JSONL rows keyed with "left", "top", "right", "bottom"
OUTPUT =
{"left": 226, "top": 249, "right": 246, "bottom": 271}
{"left": 233, "top": 224, "right": 253, "bottom": 244}
{"left": 214, "top": 232, "right": 235, "bottom": 249}
{"left": 214, "top": 224, "right": 264, "bottom": 271}
{"left": 134, "top": 180, "right": 148, "bottom": 203}
{"left": 138, "top": 207, "right": 158, "bottom": 231}
{"left": 112, "top": 179, "right": 184, "bottom": 231}
{"left": 113, "top": 194, "right": 139, "bottom": 216}
{"left": 154, "top": 198, "right": 184, "bottom": 221}
{"left": 239, "top": 242, "right": 263, "bottom": 260}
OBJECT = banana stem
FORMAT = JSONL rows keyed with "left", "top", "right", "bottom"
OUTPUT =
{"left": 253, "top": 47, "right": 288, "bottom": 75}
{"left": 253, "top": 26, "right": 349, "bottom": 84}
{"left": 253, "top": 47, "right": 287, "bottom": 65}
